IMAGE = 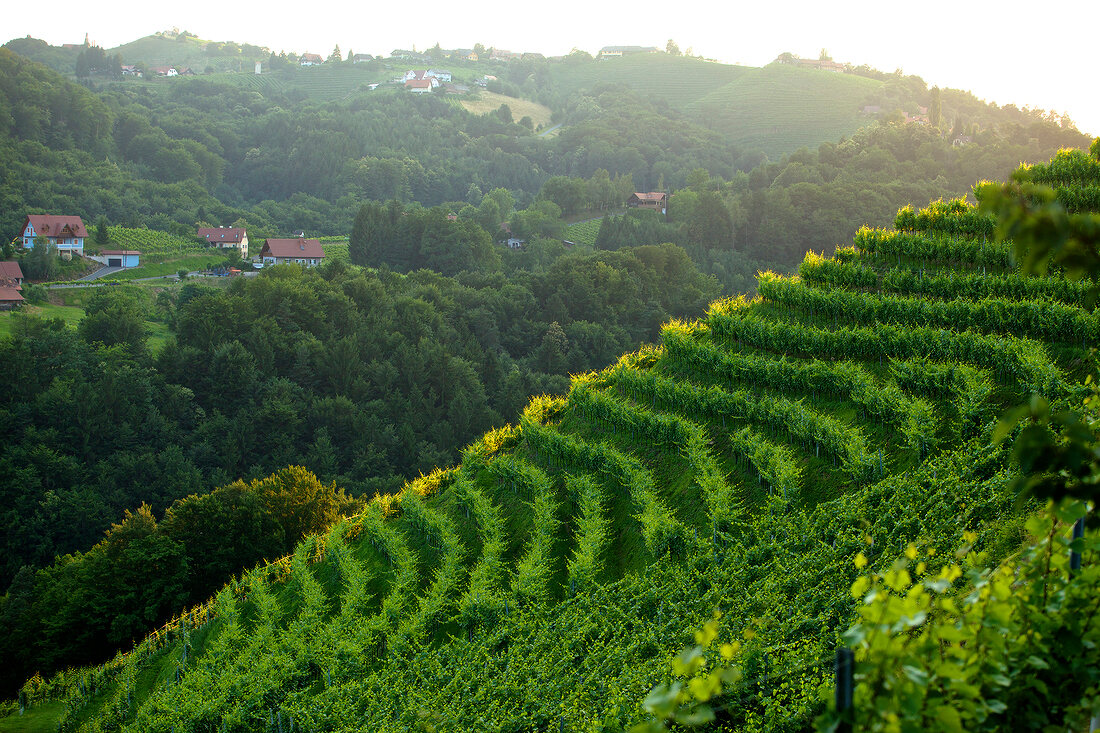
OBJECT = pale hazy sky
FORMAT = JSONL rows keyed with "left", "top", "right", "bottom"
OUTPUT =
{"left": 4, "top": 0, "right": 1098, "bottom": 136}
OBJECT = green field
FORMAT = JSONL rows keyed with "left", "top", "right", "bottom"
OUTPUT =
{"left": 0, "top": 303, "right": 84, "bottom": 336}
{"left": 218, "top": 64, "right": 392, "bottom": 101}
{"left": 565, "top": 218, "right": 604, "bottom": 246}
{"left": 98, "top": 253, "right": 226, "bottom": 282}
{"left": 687, "top": 63, "right": 882, "bottom": 157}
{"left": 92, "top": 227, "right": 206, "bottom": 256}
{"left": 0, "top": 299, "right": 171, "bottom": 353}
{"left": 548, "top": 54, "right": 883, "bottom": 157}
{"left": 321, "top": 242, "right": 350, "bottom": 263}
{"left": 548, "top": 53, "right": 751, "bottom": 107}
{"left": 0, "top": 701, "right": 65, "bottom": 732}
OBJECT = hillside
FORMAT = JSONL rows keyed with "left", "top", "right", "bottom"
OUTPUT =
{"left": 687, "top": 63, "right": 881, "bottom": 158}
{"left": 548, "top": 55, "right": 881, "bottom": 158}
{"left": 11, "top": 145, "right": 1099, "bottom": 731}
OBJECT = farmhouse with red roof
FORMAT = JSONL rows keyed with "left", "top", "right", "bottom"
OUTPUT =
{"left": 198, "top": 226, "right": 249, "bottom": 258}
{"left": 0, "top": 261, "right": 24, "bottom": 289}
{"left": 260, "top": 238, "right": 325, "bottom": 267}
{"left": 0, "top": 287, "right": 24, "bottom": 310}
{"left": 20, "top": 215, "right": 88, "bottom": 255}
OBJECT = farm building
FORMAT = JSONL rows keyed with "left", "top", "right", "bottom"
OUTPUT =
{"left": 260, "top": 238, "right": 325, "bottom": 267}
{"left": 101, "top": 250, "right": 141, "bottom": 268}
{"left": 0, "top": 261, "right": 24, "bottom": 288}
{"left": 198, "top": 226, "right": 249, "bottom": 258}
{"left": 20, "top": 215, "right": 88, "bottom": 256}
{"left": 0, "top": 287, "right": 24, "bottom": 310}
{"left": 627, "top": 192, "right": 669, "bottom": 214}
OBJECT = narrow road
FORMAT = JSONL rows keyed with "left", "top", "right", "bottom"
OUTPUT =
{"left": 76, "top": 265, "right": 122, "bottom": 281}
{"left": 538, "top": 123, "right": 563, "bottom": 137}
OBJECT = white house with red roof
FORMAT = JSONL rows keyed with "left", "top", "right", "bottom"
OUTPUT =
{"left": 300, "top": 53, "right": 323, "bottom": 66}
{"left": 20, "top": 215, "right": 88, "bottom": 255}
{"left": 260, "top": 238, "right": 325, "bottom": 267}
{"left": 405, "top": 78, "right": 439, "bottom": 93}
{"left": 198, "top": 226, "right": 249, "bottom": 258}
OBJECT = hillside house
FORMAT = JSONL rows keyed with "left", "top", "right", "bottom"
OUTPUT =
{"left": 405, "top": 78, "right": 439, "bottom": 93}
{"left": 198, "top": 226, "right": 249, "bottom": 257}
{"left": 598, "top": 46, "right": 659, "bottom": 58}
{"left": 260, "top": 238, "right": 325, "bottom": 267}
{"left": 0, "top": 287, "right": 24, "bottom": 310}
{"left": 300, "top": 53, "right": 323, "bottom": 66}
{"left": 352, "top": 53, "right": 374, "bottom": 64}
{"left": 20, "top": 215, "right": 88, "bottom": 255}
{"left": 101, "top": 250, "right": 141, "bottom": 268}
{"left": 0, "top": 261, "right": 24, "bottom": 289}
{"left": 151, "top": 66, "right": 178, "bottom": 77}
{"left": 627, "top": 192, "right": 669, "bottom": 214}
{"left": 403, "top": 69, "right": 451, "bottom": 83}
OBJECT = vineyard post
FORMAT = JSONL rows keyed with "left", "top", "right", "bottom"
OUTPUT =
{"left": 1070, "top": 516, "right": 1084, "bottom": 576}
{"left": 835, "top": 647, "right": 854, "bottom": 732}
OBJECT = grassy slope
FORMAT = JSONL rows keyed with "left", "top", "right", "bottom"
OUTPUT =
{"left": 548, "top": 54, "right": 752, "bottom": 107}
{"left": 687, "top": 63, "right": 881, "bottom": 156}
{"left": 459, "top": 91, "right": 554, "bottom": 128}
{"left": 548, "top": 54, "right": 883, "bottom": 157}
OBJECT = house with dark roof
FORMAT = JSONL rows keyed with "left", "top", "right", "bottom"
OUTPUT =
{"left": 260, "top": 238, "right": 325, "bottom": 267}
{"left": 20, "top": 215, "right": 88, "bottom": 255}
{"left": 627, "top": 192, "right": 669, "bottom": 214}
{"left": 198, "top": 227, "right": 249, "bottom": 258}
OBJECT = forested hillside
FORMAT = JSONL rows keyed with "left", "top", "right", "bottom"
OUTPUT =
{"left": 7, "top": 144, "right": 1097, "bottom": 732}
{"left": 1, "top": 41, "right": 1088, "bottom": 277}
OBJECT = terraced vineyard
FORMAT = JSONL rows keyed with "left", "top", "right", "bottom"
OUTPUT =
{"left": 15, "top": 147, "right": 1100, "bottom": 731}
{"left": 98, "top": 227, "right": 206, "bottom": 256}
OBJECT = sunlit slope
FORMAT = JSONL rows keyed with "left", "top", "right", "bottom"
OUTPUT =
{"left": 42, "top": 150, "right": 1100, "bottom": 732}
{"left": 686, "top": 64, "right": 881, "bottom": 157}
{"left": 548, "top": 54, "right": 753, "bottom": 107}
{"left": 550, "top": 56, "right": 882, "bottom": 157}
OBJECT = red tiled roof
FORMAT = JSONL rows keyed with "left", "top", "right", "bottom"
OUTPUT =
{"left": 198, "top": 227, "right": 247, "bottom": 243}
{"left": 631, "top": 192, "right": 668, "bottom": 202}
{"left": 301, "top": 53, "right": 323, "bottom": 62}
{"left": 24, "top": 215, "right": 88, "bottom": 238}
{"left": 0, "top": 287, "right": 24, "bottom": 303}
{"left": 405, "top": 79, "right": 432, "bottom": 89}
{"left": 0, "top": 261, "right": 24, "bottom": 280}
{"left": 261, "top": 238, "right": 325, "bottom": 259}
